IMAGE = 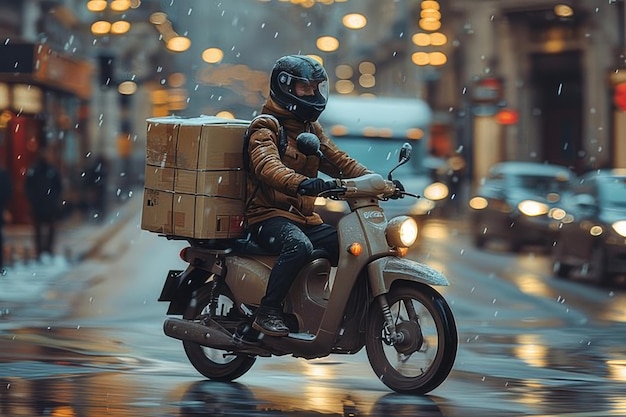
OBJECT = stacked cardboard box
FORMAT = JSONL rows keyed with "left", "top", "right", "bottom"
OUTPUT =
{"left": 141, "top": 116, "right": 250, "bottom": 239}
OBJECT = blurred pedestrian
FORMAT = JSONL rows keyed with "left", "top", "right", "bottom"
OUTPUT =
{"left": 0, "top": 163, "right": 12, "bottom": 272}
{"left": 25, "top": 146, "right": 63, "bottom": 260}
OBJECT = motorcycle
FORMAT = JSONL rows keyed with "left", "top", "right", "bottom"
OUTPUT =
{"left": 158, "top": 135, "right": 458, "bottom": 395}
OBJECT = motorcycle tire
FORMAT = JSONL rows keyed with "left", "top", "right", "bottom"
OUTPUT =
{"left": 365, "top": 281, "right": 457, "bottom": 394}
{"left": 182, "top": 288, "right": 256, "bottom": 381}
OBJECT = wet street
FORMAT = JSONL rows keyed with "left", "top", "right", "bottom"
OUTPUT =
{"left": 1, "top": 209, "right": 626, "bottom": 416}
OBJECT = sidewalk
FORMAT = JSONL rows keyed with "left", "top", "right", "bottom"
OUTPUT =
{"left": 0, "top": 191, "right": 141, "bottom": 313}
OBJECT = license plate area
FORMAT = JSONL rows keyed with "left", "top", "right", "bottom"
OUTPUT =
{"left": 159, "top": 269, "right": 184, "bottom": 302}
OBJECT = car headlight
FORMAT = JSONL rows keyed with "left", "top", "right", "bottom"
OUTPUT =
{"left": 612, "top": 220, "right": 626, "bottom": 237}
{"left": 548, "top": 207, "right": 566, "bottom": 220}
{"left": 469, "top": 196, "right": 488, "bottom": 210}
{"left": 423, "top": 182, "right": 449, "bottom": 201}
{"left": 385, "top": 216, "right": 418, "bottom": 248}
{"left": 518, "top": 200, "right": 549, "bottom": 216}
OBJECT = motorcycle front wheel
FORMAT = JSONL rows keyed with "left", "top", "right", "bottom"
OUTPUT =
{"left": 365, "top": 282, "right": 457, "bottom": 394}
{"left": 182, "top": 288, "right": 256, "bottom": 381}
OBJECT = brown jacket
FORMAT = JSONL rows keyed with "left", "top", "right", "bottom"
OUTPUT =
{"left": 245, "top": 98, "right": 371, "bottom": 226}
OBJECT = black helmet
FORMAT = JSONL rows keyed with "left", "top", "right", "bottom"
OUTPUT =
{"left": 270, "top": 55, "right": 329, "bottom": 122}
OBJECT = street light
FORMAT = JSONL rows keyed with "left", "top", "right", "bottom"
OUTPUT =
{"left": 86, "top": 0, "right": 107, "bottom": 12}
{"left": 110, "top": 21, "right": 131, "bottom": 35}
{"left": 91, "top": 20, "right": 112, "bottom": 35}
{"left": 202, "top": 48, "right": 224, "bottom": 64}
{"left": 342, "top": 13, "right": 367, "bottom": 30}
{"left": 316, "top": 36, "right": 339, "bottom": 52}
{"left": 167, "top": 36, "right": 191, "bottom": 53}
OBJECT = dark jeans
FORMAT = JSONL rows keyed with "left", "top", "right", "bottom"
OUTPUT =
{"left": 33, "top": 217, "right": 56, "bottom": 258}
{"left": 250, "top": 217, "right": 339, "bottom": 309}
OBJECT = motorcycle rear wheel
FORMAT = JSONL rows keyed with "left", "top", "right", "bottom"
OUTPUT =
{"left": 182, "top": 289, "right": 256, "bottom": 381}
{"left": 365, "top": 282, "right": 457, "bottom": 394}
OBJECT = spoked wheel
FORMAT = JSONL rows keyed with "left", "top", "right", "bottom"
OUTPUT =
{"left": 182, "top": 289, "right": 256, "bottom": 381}
{"left": 365, "top": 282, "right": 457, "bottom": 394}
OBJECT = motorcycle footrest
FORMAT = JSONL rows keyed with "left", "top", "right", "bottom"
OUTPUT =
{"left": 285, "top": 332, "right": 315, "bottom": 341}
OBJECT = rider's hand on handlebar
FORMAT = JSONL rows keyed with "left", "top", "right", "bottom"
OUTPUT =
{"left": 298, "top": 178, "right": 337, "bottom": 196}
{"left": 390, "top": 179, "right": 405, "bottom": 199}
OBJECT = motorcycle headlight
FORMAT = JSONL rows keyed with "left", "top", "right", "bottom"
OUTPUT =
{"left": 612, "top": 220, "right": 626, "bottom": 237}
{"left": 518, "top": 200, "right": 549, "bottom": 216}
{"left": 386, "top": 216, "right": 418, "bottom": 248}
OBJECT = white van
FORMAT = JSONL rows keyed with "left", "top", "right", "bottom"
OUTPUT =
{"left": 317, "top": 95, "right": 446, "bottom": 224}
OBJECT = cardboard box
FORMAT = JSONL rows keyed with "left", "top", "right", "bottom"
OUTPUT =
{"left": 141, "top": 188, "right": 174, "bottom": 234}
{"left": 146, "top": 118, "right": 179, "bottom": 167}
{"left": 143, "top": 116, "right": 250, "bottom": 239}
{"left": 175, "top": 120, "right": 248, "bottom": 170}
{"left": 146, "top": 115, "right": 249, "bottom": 170}
{"left": 174, "top": 169, "right": 245, "bottom": 199}
{"left": 144, "top": 165, "right": 175, "bottom": 191}
{"left": 172, "top": 193, "right": 245, "bottom": 239}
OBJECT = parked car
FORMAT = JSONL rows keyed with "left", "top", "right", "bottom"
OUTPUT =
{"left": 468, "top": 161, "right": 575, "bottom": 251}
{"left": 552, "top": 169, "right": 626, "bottom": 285}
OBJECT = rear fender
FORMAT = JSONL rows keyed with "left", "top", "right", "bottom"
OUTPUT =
{"left": 159, "top": 267, "right": 213, "bottom": 315}
{"left": 367, "top": 257, "right": 449, "bottom": 297}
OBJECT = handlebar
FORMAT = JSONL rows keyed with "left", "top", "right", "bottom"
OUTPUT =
{"left": 317, "top": 173, "right": 419, "bottom": 200}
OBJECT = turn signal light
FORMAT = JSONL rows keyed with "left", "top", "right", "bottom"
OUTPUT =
{"left": 396, "top": 247, "right": 409, "bottom": 257}
{"left": 347, "top": 242, "right": 363, "bottom": 256}
{"left": 179, "top": 247, "right": 189, "bottom": 261}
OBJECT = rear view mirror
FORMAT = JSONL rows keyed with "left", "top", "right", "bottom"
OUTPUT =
{"left": 388, "top": 143, "right": 412, "bottom": 180}
{"left": 399, "top": 142, "right": 412, "bottom": 163}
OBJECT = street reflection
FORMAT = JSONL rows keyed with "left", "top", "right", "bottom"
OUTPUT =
{"left": 178, "top": 381, "right": 257, "bottom": 416}
{"left": 178, "top": 380, "right": 445, "bottom": 417}
{"left": 513, "top": 273, "right": 551, "bottom": 298}
{"left": 598, "top": 293, "right": 626, "bottom": 322}
{"left": 513, "top": 334, "right": 548, "bottom": 368}
{"left": 0, "top": 374, "right": 150, "bottom": 417}
{"left": 607, "top": 359, "right": 626, "bottom": 382}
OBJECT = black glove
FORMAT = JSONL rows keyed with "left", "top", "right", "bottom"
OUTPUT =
{"left": 391, "top": 179, "right": 405, "bottom": 199}
{"left": 298, "top": 178, "right": 336, "bottom": 196}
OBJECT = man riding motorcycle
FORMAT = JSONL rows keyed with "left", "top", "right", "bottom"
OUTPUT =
{"left": 245, "top": 55, "right": 400, "bottom": 337}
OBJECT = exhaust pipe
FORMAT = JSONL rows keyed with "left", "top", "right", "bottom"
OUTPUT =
{"left": 164, "top": 317, "right": 236, "bottom": 350}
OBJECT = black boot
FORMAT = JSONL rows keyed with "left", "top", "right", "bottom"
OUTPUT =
{"left": 252, "top": 306, "right": 289, "bottom": 337}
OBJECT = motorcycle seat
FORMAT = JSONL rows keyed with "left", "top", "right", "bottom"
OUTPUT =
{"left": 233, "top": 238, "right": 278, "bottom": 256}
{"left": 233, "top": 238, "right": 330, "bottom": 261}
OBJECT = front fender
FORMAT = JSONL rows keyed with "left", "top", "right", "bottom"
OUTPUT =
{"left": 367, "top": 257, "right": 449, "bottom": 297}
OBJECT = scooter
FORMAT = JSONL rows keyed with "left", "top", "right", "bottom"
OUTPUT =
{"left": 158, "top": 135, "right": 458, "bottom": 395}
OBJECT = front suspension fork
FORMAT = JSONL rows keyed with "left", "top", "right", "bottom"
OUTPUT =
{"left": 377, "top": 295, "right": 405, "bottom": 344}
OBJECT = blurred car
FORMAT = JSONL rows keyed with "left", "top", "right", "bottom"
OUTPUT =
{"left": 315, "top": 95, "right": 450, "bottom": 226}
{"left": 552, "top": 169, "right": 626, "bottom": 285}
{"left": 468, "top": 161, "right": 575, "bottom": 251}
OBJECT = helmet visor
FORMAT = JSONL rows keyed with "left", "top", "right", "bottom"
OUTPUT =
{"left": 278, "top": 71, "right": 328, "bottom": 105}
